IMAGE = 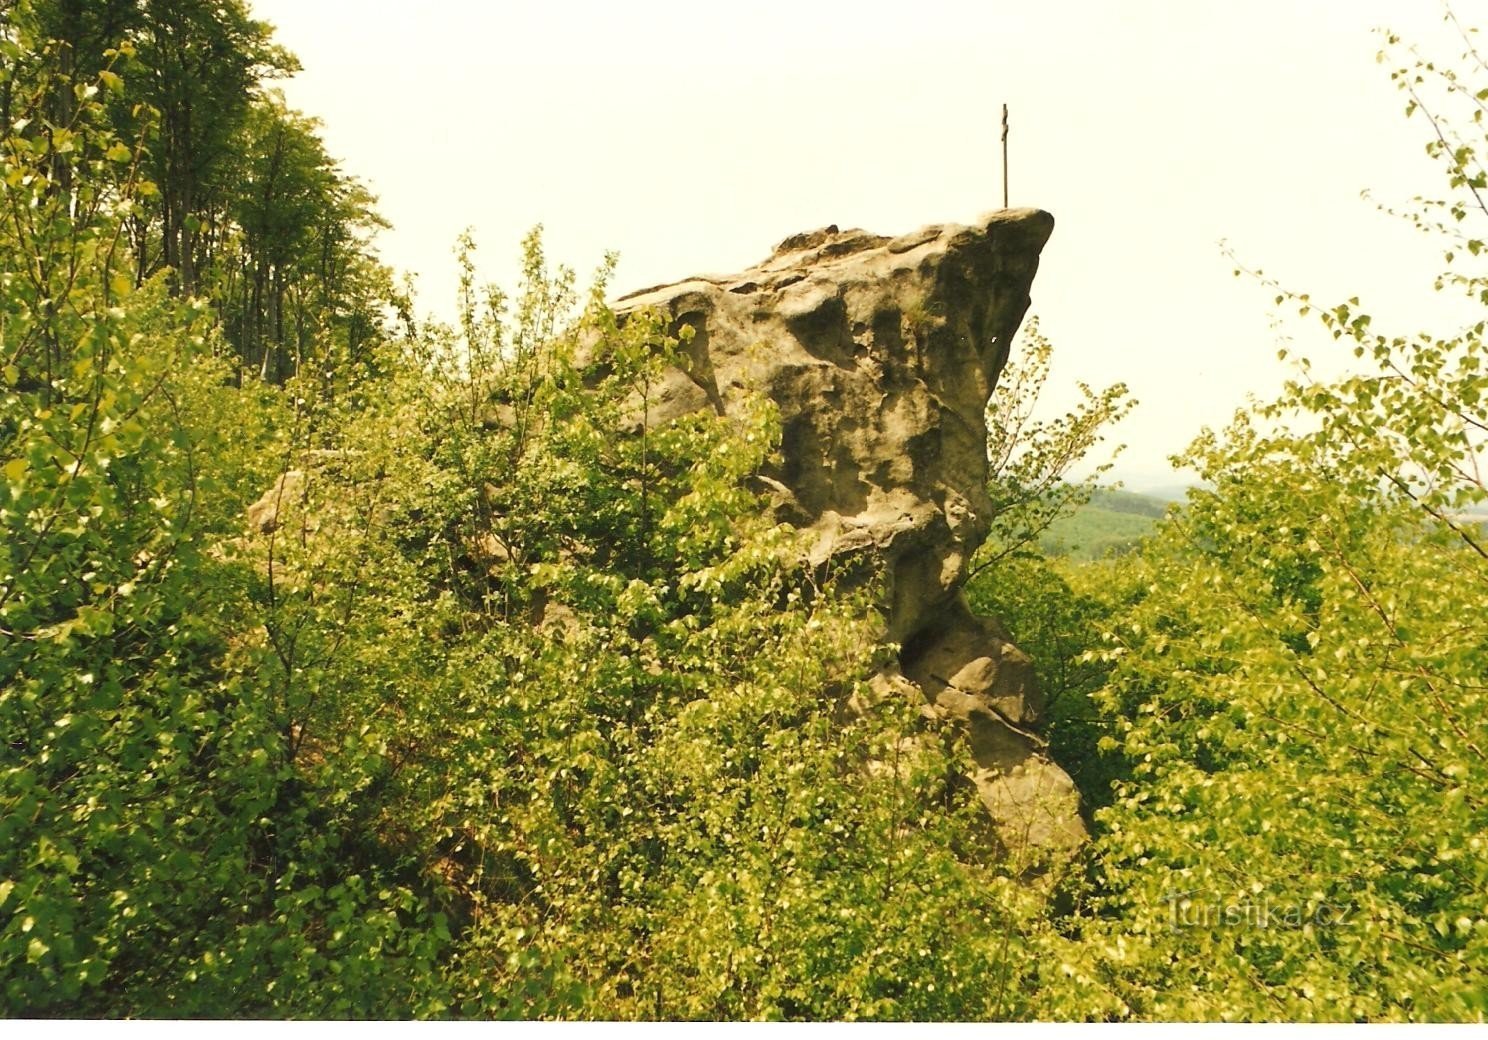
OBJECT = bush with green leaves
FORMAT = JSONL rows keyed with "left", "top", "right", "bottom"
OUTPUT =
{"left": 977, "top": 316, "right": 1135, "bottom": 573}
{"left": 1042, "top": 21, "right": 1488, "bottom": 1021}
{"left": 965, "top": 317, "right": 1141, "bottom": 816}
{"left": 0, "top": 45, "right": 447, "bottom": 1017}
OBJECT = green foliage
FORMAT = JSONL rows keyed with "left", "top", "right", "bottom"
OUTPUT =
{"left": 1037, "top": 19, "right": 1488, "bottom": 1021}
{"left": 11, "top": 0, "right": 1488, "bottom": 1021}
{"left": 219, "top": 97, "right": 390, "bottom": 385}
{"left": 1064, "top": 429, "right": 1488, "bottom": 1020}
{"left": 978, "top": 317, "right": 1135, "bottom": 571}
{"left": 967, "top": 553, "right": 1144, "bottom": 815}
{"left": 967, "top": 325, "right": 1141, "bottom": 816}
{"left": 1, "top": 0, "right": 393, "bottom": 386}
{"left": 0, "top": 33, "right": 442, "bottom": 1016}
{"left": 0, "top": 113, "right": 1056, "bottom": 1011}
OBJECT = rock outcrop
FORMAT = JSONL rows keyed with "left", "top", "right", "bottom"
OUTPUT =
{"left": 614, "top": 209, "right": 1086, "bottom": 856}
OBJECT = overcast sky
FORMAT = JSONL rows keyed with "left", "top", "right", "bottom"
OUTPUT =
{"left": 247, "top": 0, "right": 1481, "bottom": 488}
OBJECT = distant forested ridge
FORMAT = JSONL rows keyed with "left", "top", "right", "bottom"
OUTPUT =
{"left": 2, "top": 0, "right": 1486, "bottom": 1021}
{"left": 1039, "top": 487, "right": 1170, "bottom": 560}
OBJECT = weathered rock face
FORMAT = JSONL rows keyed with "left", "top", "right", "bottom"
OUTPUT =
{"left": 614, "top": 209, "right": 1086, "bottom": 855}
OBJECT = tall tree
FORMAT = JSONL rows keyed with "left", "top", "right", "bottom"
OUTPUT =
{"left": 224, "top": 98, "right": 386, "bottom": 384}
{"left": 127, "top": 0, "right": 292, "bottom": 294}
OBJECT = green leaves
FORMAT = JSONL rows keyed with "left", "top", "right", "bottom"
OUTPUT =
{"left": 978, "top": 317, "right": 1136, "bottom": 573}
{"left": 961, "top": 21, "right": 1488, "bottom": 1021}
{"left": 0, "top": 24, "right": 438, "bottom": 1003}
{"left": 1052, "top": 51, "right": 1488, "bottom": 1014}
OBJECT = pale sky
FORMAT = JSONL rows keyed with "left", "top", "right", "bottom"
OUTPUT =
{"left": 247, "top": 0, "right": 1481, "bottom": 489}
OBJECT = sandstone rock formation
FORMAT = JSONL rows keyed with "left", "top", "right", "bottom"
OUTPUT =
{"left": 246, "top": 469, "right": 307, "bottom": 535}
{"left": 614, "top": 209, "right": 1086, "bottom": 856}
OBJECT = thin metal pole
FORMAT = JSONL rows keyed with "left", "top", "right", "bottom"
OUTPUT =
{"left": 1001, "top": 104, "right": 1009, "bottom": 208}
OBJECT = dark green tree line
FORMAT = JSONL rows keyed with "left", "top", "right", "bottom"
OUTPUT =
{"left": 1, "top": 0, "right": 391, "bottom": 387}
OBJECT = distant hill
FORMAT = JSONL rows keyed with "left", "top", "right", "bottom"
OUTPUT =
{"left": 1085, "top": 487, "right": 1171, "bottom": 518}
{"left": 1124, "top": 482, "right": 1198, "bottom": 505}
{"left": 1039, "top": 488, "right": 1487, "bottom": 561}
{"left": 1039, "top": 487, "right": 1175, "bottom": 561}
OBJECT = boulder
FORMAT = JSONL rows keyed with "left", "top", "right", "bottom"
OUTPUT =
{"left": 246, "top": 469, "right": 307, "bottom": 535}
